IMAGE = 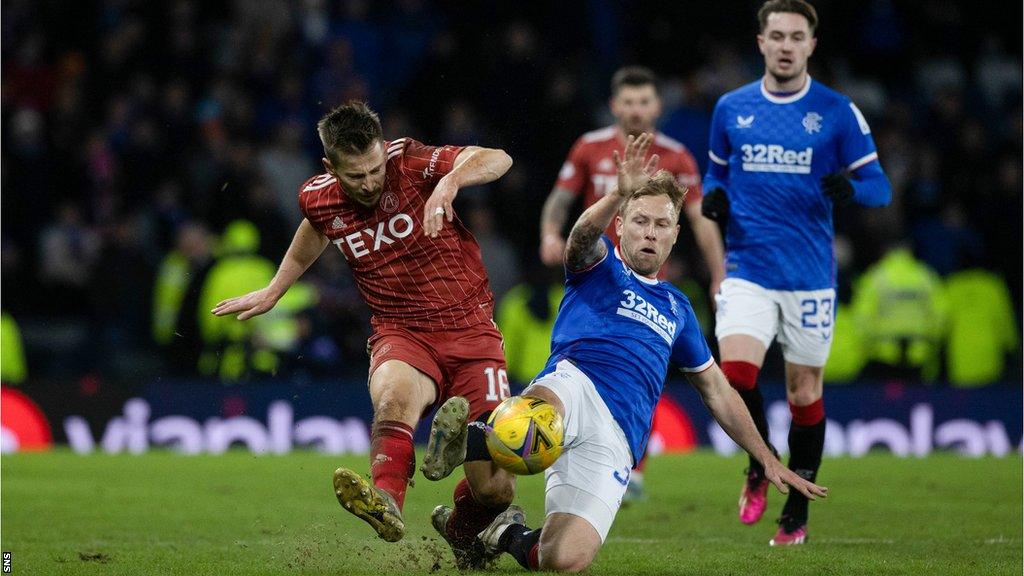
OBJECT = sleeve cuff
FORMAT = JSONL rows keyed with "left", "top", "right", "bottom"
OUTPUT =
{"left": 680, "top": 356, "right": 715, "bottom": 373}
{"left": 846, "top": 151, "right": 878, "bottom": 172}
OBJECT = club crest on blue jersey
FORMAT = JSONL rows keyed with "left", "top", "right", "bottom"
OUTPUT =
{"left": 802, "top": 111, "right": 823, "bottom": 134}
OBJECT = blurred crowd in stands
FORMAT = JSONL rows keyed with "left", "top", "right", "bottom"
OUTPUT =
{"left": 2, "top": 0, "right": 1020, "bottom": 388}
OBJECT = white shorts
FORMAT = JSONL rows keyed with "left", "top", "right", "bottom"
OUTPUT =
{"left": 714, "top": 278, "right": 836, "bottom": 367}
{"left": 524, "top": 360, "right": 633, "bottom": 542}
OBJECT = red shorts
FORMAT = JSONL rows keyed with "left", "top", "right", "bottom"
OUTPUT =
{"left": 367, "top": 322, "right": 511, "bottom": 420}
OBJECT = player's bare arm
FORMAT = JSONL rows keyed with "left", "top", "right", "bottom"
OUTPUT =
{"left": 564, "top": 209, "right": 608, "bottom": 272}
{"left": 212, "top": 218, "right": 329, "bottom": 320}
{"left": 539, "top": 187, "right": 575, "bottom": 266}
{"left": 685, "top": 201, "right": 726, "bottom": 299}
{"left": 565, "top": 133, "right": 658, "bottom": 271}
{"left": 423, "top": 146, "right": 513, "bottom": 237}
{"left": 685, "top": 364, "right": 828, "bottom": 500}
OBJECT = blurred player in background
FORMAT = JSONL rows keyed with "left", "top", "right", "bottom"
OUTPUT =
{"left": 212, "top": 102, "right": 517, "bottom": 567}
{"left": 430, "top": 134, "right": 826, "bottom": 572}
{"left": 700, "top": 0, "right": 892, "bottom": 545}
{"left": 541, "top": 65, "right": 724, "bottom": 288}
{"left": 540, "top": 65, "right": 726, "bottom": 500}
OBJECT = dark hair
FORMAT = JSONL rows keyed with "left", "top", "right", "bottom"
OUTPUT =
{"left": 610, "top": 66, "right": 658, "bottom": 96}
{"left": 757, "top": 0, "right": 818, "bottom": 33}
{"left": 620, "top": 171, "right": 687, "bottom": 219}
{"left": 316, "top": 101, "right": 383, "bottom": 161}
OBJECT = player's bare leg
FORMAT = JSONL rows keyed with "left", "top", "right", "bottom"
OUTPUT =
{"left": 537, "top": 513, "right": 601, "bottom": 572}
{"left": 771, "top": 362, "right": 825, "bottom": 546}
{"left": 333, "top": 360, "right": 437, "bottom": 542}
{"left": 479, "top": 511, "right": 601, "bottom": 572}
{"left": 719, "top": 334, "right": 774, "bottom": 525}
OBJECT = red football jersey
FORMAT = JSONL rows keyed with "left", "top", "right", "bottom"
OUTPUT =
{"left": 555, "top": 125, "right": 703, "bottom": 239}
{"left": 298, "top": 138, "right": 494, "bottom": 332}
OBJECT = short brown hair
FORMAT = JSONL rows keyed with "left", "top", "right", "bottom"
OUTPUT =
{"left": 758, "top": 0, "right": 818, "bottom": 33}
{"left": 611, "top": 66, "right": 658, "bottom": 96}
{"left": 317, "top": 101, "right": 383, "bottom": 162}
{"left": 620, "top": 171, "right": 688, "bottom": 220}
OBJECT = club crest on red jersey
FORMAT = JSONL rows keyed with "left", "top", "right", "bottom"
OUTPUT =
{"left": 373, "top": 343, "right": 393, "bottom": 359}
{"left": 380, "top": 191, "right": 399, "bottom": 213}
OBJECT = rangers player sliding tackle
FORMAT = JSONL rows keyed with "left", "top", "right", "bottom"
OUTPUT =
{"left": 540, "top": 66, "right": 726, "bottom": 500}
{"left": 425, "top": 133, "right": 826, "bottom": 572}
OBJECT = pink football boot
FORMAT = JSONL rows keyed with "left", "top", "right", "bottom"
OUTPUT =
{"left": 739, "top": 468, "right": 769, "bottom": 525}
{"left": 769, "top": 517, "right": 808, "bottom": 546}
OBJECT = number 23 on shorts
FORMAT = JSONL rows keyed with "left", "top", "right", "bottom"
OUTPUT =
{"left": 800, "top": 297, "right": 834, "bottom": 331}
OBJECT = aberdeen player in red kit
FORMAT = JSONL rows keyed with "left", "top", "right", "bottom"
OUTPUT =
{"left": 212, "top": 102, "right": 516, "bottom": 567}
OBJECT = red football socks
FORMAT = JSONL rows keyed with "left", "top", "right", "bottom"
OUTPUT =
{"left": 789, "top": 397, "right": 825, "bottom": 426}
{"left": 369, "top": 420, "right": 415, "bottom": 509}
{"left": 721, "top": 360, "right": 760, "bottom": 391}
{"left": 528, "top": 542, "right": 540, "bottom": 570}
{"left": 445, "top": 477, "right": 506, "bottom": 549}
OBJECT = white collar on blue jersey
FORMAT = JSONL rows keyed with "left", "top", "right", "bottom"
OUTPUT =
{"left": 613, "top": 246, "right": 659, "bottom": 285}
{"left": 760, "top": 75, "right": 813, "bottom": 104}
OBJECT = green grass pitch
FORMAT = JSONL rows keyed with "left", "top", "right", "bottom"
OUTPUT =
{"left": 2, "top": 450, "right": 1020, "bottom": 575}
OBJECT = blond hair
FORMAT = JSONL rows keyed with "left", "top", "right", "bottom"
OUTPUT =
{"left": 619, "top": 171, "right": 688, "bottom": 219}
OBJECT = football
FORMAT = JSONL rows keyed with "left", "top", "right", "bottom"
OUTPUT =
{"left": 485, "top": 395, "right": 565, "bottom": 475}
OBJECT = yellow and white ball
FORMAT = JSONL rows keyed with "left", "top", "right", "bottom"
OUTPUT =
{"left": 485, "top": 396, "right": 564, "bottom": 475}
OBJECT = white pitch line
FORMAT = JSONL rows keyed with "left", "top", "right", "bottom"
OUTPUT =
{"left": 606, "top": 537, "right": 664, "bottom": 544}
{"left": 983, "top": 536, "right": 1020, "bottom": 545}
{"left": 608, "top": 536, "right": 897, "bottom": 545}
{"left": 608, "top": 536, "right": 1019, "bottom": 546}
{"left": 816, "top": 538, "right": 895, "bottom": 545}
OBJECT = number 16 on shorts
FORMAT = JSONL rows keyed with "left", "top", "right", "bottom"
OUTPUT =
{"left": 484, "top": 367, "right": 511, "bottom": 401}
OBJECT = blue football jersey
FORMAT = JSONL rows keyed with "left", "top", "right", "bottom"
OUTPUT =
{"left": 538, "top": 237, "right": 713, "bottom": 462}
{"left": 705, "top": 78, "right": 880, "bottom": 290}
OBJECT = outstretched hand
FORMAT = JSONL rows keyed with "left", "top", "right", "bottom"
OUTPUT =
{"left": 613, "top": 133, "right": 659, "bottom": 197}
{"left": 763, "top": 459, "right": 829, "bottom": 500}
{"left": 211, "top": 287, "right": 278, "bottom": 321}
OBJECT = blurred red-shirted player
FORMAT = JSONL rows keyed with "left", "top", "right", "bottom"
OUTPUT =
{"left": 538, "top": 67, "right": 727, "bottom": 502}
{"left": 213, "top": 101, "right": 515, "bottom": 568}
{"left": 553, "top": 125, "right": 701, "bottom": 240}
{"left": 540, "top": 67, "right": 724, "bottom": 290}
